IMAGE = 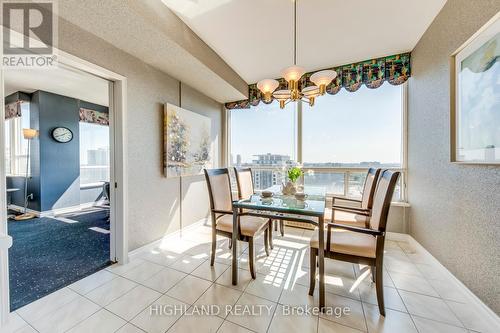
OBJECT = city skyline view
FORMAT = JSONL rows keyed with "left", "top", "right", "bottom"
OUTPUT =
{"left": 230, "top": 83, "right": 403, "bottom": 166}
{"left": 79, "top": 122, "right": 110, "bottom": 184}
{"left": 79, "top": 122, "right": 110, "bottom": 166}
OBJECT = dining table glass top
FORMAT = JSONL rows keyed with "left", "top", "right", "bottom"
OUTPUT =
{"left": 233, "top": 185, "right": 326, "bottom": 217}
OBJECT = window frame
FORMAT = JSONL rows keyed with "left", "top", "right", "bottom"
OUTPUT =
{"left": 226, "top": 82, "right": 408, "bottom": 202}
{"left": 79, "top": 121, "right": 111, "bottom": 187}
{"left": 4, "top": 108, "right": 30, "bottom": 177}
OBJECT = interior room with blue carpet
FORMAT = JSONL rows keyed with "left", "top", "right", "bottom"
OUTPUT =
{"left": 8, "top": 208, "right": 111, "bottom": 310}
{"left": 4, "top": 66, "right": 112, "bottom": 310}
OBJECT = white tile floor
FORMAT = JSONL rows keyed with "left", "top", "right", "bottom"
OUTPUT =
{"left": 6, "top": 224, "right": 498, "bottom": 333}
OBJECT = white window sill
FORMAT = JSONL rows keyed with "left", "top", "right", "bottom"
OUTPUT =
{"left": 80, "top": 181, "right": 107, "bottom": 190}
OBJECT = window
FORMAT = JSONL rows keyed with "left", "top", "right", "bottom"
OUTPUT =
{"left": 303, "top": 84, "right": 402, "bottom": 166}
{"left": 79, "top": 122, "right": 110, "bottom": 185}
{"left": 229, "top": 100, "right": 297, "bottom": 190}
{"left": 302, "top": 84, "right": 404, "bottom": 199}
{"left": 4, "top": 102, "right": 30, "bottom": 176}
{"left": 228, "top": 83, "right": 406, "bottom": 200}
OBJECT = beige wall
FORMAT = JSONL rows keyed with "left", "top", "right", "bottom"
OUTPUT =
{"left": 408, "top": 0, "right": 500, "bottom": 313}
{"left": 57, "top": 18, "right": 220, "bottom": 251}
{"left": 387, "top": 206, "right": 409, "bottom": 234}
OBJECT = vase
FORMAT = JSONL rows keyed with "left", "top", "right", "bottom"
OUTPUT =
{"left": 282, "top": 181, "right": 297, "bottom": 196}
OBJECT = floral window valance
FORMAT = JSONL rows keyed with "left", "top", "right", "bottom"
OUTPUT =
{"left": 5, "top": 101, "right": 22, "bottom": 119}
{"left": 79, "top": 107, "right": 109, "bottom": 126}
{"left": 225, "top": 52, "right": 411, "bottom": 109}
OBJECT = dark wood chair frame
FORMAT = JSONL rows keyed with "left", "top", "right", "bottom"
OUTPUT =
{"left": 330, "top": 168, "right": 381, "bottom": 228}
{"left": 309, "top": 170, "right": 400, "bottom": 316}
{"left": 204, "top": 168, "right": 271, "bottom": 279}
{"left": 234, "top": 167, "right": 284, "bottom": 244}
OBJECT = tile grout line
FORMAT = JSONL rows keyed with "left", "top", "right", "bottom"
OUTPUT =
{"left": 389, "top": 242, "right": 420, "bottom": 333}
{"left": 15, "top": 228, "right": 486, "bottom": 333}
{"left": 392, "top": 241, "right": 468, "bottom": 330}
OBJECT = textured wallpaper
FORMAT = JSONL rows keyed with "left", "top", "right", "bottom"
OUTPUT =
{"left": 408, "top": 0, "right": 500, "bottom": 314}
{"left": 57, "top": 18, "right": 221, "bottom": 252}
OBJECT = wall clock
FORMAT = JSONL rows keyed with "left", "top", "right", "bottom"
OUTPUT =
{"left": 52, "top": 127, "right": 73, "bottom": 143}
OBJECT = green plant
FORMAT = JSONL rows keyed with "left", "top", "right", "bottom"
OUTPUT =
{"left": 287, "top": 167, "right": 303, "bottom": 183}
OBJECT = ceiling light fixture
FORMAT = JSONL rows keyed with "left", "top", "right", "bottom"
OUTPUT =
{"left": 256, "top": 0, "right": 337, "bottom": 108}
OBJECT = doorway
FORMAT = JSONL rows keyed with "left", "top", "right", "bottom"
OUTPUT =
{"left": 0, "top": 50, "right": 128, "bottom": 324}
{"left": 3, "top": 64, "right": 114, "bottom": 310}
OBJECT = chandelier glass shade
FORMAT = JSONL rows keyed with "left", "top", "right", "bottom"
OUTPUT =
{"left": 256, "top": 79, "right": 280, "bottom": 103}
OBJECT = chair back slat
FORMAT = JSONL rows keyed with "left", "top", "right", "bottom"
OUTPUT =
{"left": 369, "top": 170, "right": 400, "bottom": 231}
{"left": 361, "top": 168, "right": 381, "bottom": 209}
{"left": 204, "top": 168, "right": 232, "bottom": 212}
{"left": 234, "top": 167, "right": 254, "bottom": 200}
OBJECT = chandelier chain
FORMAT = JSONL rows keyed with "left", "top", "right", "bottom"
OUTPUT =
{"left": 293, "top": 0, "right": 297, "bottom": 65}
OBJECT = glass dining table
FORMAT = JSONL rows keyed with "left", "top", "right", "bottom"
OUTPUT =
{"left": 231, "top": 187, "right": 327, "bottom": 309}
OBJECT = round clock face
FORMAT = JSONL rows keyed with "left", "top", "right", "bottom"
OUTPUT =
{"left": 52, "top": 127, "right": 73, "bottom": 143}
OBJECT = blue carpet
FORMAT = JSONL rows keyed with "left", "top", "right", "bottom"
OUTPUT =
{"left": 8, "top": 209, "right": 111, "bottom": 310}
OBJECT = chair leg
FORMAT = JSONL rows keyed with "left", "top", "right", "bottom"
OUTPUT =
{"left": 371, "top": 266, "right": 376, "bottom": 283}
{"left": 210, "top": 230, "right": 216, "bottom": 266}
{"left": 375, "top": 264, "right": 385, "bottom": 316}
{"left": 228, "top": 239, "right": 232, "bottom": 250}
{"left": 279, "top": 220, "right": 284, "bottom": 236}
{"left": 309, "top": 248, "right": 317, "bottom": 295}
{"left": 268, "top": 221, "right": 274, "bottom": 250}
{"left": 249, "top": 237, "right": 256, "bottom": 279}
{"left": 264, "top": 228, "right": 270, "bottom": 256}
{"left": 274, "top": 219, "right": 278, "bottom": 231}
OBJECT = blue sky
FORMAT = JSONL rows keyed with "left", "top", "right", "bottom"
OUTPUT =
{"left": 231, "top": 83, "right": 402, "bottom": 164}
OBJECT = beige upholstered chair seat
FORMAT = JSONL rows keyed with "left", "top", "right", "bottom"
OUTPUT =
{"left": 324, "top": 208, "right": 368, "bottom": 227}
{"left": 310, "top": 229, "right": 376, "bottom": 258}
{"left": 216, "top": 214, "right": 268, "bottom": 237}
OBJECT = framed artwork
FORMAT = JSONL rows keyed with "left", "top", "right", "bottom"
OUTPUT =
{"left": 164, "top": 103, "right": 213, "bottom": 177}
{"left": 451, "top": 12, "right": 500, "bottom": 164}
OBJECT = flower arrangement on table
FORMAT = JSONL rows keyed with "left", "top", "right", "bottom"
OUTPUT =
{"left": 282, "top": 166, "right": 304, "bottom": 195}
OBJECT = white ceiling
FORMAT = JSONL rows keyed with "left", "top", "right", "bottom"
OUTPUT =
{"left": 4, "top": 65, "right": 109, "bottom": 106}
{"left": 163, "top": 0, "right": 447, "bottom": 84}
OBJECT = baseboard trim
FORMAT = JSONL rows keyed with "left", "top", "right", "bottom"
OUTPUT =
{"left": 387, "top": 232, "right": 500, "bottom": 329}
{"left": 128, "top": 218, "right": 209, "bottom": 259}
{"left": 386, "top": 231, "right": 411, "bottom": 242}
{"left": 8, "top": 202, "right": 107, "bottom": 218}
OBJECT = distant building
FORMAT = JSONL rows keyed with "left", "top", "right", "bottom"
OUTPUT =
{"left": 250, "top": 154, "right": 291, "bottom": 189}
{"left": 82, "top": 148, "right": 110, "bottom": 183}
{"left": 87, "top": 148, "right": 109, "bottom": 166}
{"left": 252, "top": 153, "right": 290, "bottom": 165}
{"left": 236, "top": 154, "right": 242, "bottom": 166}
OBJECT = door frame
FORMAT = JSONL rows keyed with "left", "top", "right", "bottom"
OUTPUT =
{"left": 0, "top": 49, "right": 129, "bottom": 325}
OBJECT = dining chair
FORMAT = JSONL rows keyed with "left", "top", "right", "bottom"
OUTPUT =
{"left": 309, "top": 169, "right": 400, "bottom": 316}
{"left": 204, "top": 168, "right": 271, "bottom": 279}
{"left": 325, "top": 168, "right": 381, "bottom": 228}
{"left": 233, "top": 167, "right": 283, "bottom": 248}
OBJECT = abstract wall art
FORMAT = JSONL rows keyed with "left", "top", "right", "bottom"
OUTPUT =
{"left": 164, "top": 103, "right": 213, "bottom": 177}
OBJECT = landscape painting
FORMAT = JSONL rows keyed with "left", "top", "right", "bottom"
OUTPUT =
{"left": 164, "top": 103, "right": 213, "bottom": 177}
